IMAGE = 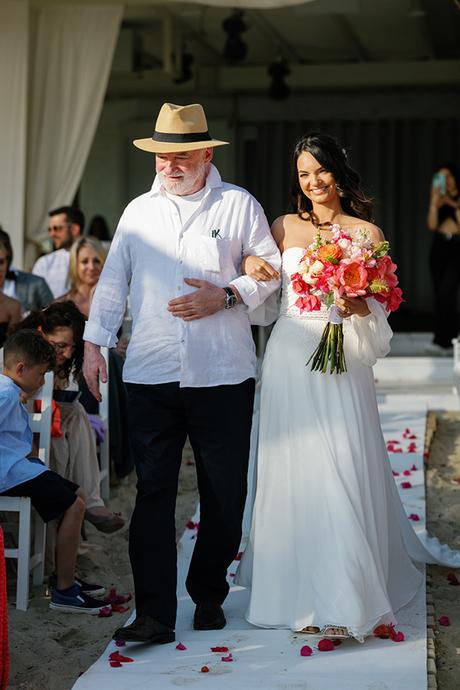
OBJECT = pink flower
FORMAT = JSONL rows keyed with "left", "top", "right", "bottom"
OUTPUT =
{"left": 295, "top": 294, "right": 321, "bottom": 312}
{"left": 291, "top": 272, "right": 309, "bottom": 294}
{"left": 401, "top": 482, "right": 412, "bottom": 489}
{"left": 336, "top": 259, "right": 368, "bottom": 296}
{"left": 438, "top": 616, "right": 450, "bottom": 627}
{"left": 300, "top": 645, "right": 313, "bottom": 657}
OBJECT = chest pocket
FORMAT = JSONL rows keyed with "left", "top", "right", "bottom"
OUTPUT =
{"left": 199, "top": 236, "right": 235, "bottom": 274}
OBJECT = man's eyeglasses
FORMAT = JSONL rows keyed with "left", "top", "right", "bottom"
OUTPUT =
{"left": 48, "top": 223, "right": 71, "bottom": 233}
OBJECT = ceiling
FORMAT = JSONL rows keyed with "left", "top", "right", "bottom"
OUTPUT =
{"left": 120, "top": 0, "right": 460, "bottom": 70}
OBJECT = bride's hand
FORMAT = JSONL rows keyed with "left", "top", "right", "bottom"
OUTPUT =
{"left": 241, "top": 255, "right": 279, "bottom": 281}
{"left": 335, "top": 296, "right": 370, "bottom": 318}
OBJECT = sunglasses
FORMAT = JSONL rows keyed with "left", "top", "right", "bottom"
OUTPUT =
{"left": 48, "top": 223, "right": 71, "bottom": 232}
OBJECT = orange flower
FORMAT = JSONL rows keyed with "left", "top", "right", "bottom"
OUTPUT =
{"left": 317, "top": 243, "right": 343, "bottom": 264}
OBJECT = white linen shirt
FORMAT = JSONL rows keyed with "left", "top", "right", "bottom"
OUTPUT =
{"left": 32, "top": 248, "right": 70, "bottom": 299}
{"left": 84, "top": 164, "right": 281, "bottom": 387}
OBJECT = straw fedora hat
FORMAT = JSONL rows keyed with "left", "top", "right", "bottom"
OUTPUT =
{"left": 133, "top": 103, "right": 229, "bottom": 153}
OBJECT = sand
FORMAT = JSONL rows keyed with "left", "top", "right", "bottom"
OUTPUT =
{"left": 5, "top": 415, "right": 460, "bottom": 690}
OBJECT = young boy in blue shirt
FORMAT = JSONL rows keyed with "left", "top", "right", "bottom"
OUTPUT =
{"left": 0, "top": 329, "right": 105, "bottom": 613}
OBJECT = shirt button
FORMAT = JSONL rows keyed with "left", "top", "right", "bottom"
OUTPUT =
{"left": 177, "top": 286, "right": 181, "bottom": 290}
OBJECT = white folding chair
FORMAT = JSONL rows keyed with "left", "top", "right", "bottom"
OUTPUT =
{"left": 98, "top": 346, "right": 110, "bottom": 501}
{"left": 0, "top": 367, "right": 53, "bottom": 610}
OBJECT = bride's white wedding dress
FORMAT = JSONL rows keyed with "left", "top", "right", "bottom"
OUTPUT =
{"left": 236, "top": 246, "right": 460, "bottom": 641}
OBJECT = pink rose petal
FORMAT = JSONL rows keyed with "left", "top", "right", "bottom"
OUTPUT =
{"left": 401, "top": 481, "right": 412, "bottom": 489}
{"left": 317, "top": 639, "right": 335, "bottom": 652}
{"left": 447, "top": 572, "right": 460, "bottom": 586}
{"left": 98, "top": 606, "right": 112, "bottom": 618}
{"left": 221, "top": 654, "right": 233, "bottom": 662}
{"left": 403, "top": 470, "right": 411, "bottom": 476}
{"left": 176, "top": 642, "right": 187, "bottom": 650}
{"left": 300, "top": 645, "right": 313, "bottom": 656}
{"left": 392, "top": 631, "right": 405, "bottom": 642}
{"left": 408, "top": 514, "right": 420, "bottom": 521}
{"left": 115, "top": 640, "right": 126, "bottom": 647}
{"left": 110, "top": 661, "right": 122, "bottom": 668}
{"left": 211, "top": 646, "right": 229, "bottom": 653}
{"left": 109, "top": 651, "right": 134, "bottom": 663}
{"left": 392, "top": 470, "right": 400, "bottom": 476}
{"left": 410, "top": 464, "right": 417, "bottom": 471}
{"left": 235, "top": 551, "right": 243, "bottom": 561}
{"left": 438, "top": 616, "right": 450, "bottom": 627}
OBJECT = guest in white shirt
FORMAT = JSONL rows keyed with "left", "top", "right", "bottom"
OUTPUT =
{"left": 83, "top": 102, "right": 281, "bottom": 645}
{"left": 32, "top": 206, "right": 84, "bottom": 298}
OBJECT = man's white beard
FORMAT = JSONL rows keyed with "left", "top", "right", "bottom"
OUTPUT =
{"left": 159, "top": 160, "right": 207, "bottom": 196}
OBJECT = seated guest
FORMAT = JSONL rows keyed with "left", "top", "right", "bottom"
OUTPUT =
{"left": 59, "top": 236, "right": 107, "bottom": 318}
{"left": 32, "top": 207, "right": 84, "bottom": 299}
{"left": 11, "top": 303, "right": 124, "bottom": 533}
{"left": 0, "top": 228, "right": 53, "bottom": 312}
{"left": 59, "top": 237, "right": 134, "bottom": 479}
{"left": 0, "top": 330, "right": 105, "bottom": 613}
{"left": 0, "top": 241, "right": 21, "bottom": 347}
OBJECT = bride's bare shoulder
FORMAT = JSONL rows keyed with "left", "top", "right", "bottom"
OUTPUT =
{"left": 271, "top": 213, "right": 306, "bottom": 248}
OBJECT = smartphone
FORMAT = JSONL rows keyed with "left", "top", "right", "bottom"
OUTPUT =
{"left": 433, "top": 171, "right": 446, "bottom": 195}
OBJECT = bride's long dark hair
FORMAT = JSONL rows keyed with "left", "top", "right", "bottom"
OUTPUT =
{"left": 290, "top": 133, "right": 374, "bottom": 223}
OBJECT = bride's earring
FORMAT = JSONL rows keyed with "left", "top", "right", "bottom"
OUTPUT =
{"left": 336, "top": 184, "right": 345, "bottom": 197}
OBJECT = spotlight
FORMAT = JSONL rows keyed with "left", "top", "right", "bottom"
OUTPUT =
{"left": 268, "top": 57, "right": 290, "bottom": 100}
{"left": 222, "top": 10, "right": 248, "bottom": 64}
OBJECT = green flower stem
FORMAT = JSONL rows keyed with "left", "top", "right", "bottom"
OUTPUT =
{"left": 307, "top": 322, "right": 347, "bottom": 375}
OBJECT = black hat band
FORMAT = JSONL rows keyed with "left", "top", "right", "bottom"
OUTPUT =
{"left": 152, "top": 130, "right": 212, "bottom": 143}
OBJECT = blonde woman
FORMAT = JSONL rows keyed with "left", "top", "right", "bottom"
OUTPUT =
{"left": 63, "top": 237, "right": 107, "bottom": 318}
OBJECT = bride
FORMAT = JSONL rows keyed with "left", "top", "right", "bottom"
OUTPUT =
{"left": 236, "top": 132, "right": 460, "bottom": 641}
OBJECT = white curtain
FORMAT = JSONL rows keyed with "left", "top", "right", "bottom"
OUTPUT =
{"left": 26, "top": 4, "right": 123, "bottom": 261}
{"left": 0, "top": 1, "right": 29, "bottom": 268}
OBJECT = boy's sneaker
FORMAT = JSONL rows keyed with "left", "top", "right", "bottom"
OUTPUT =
{"left": 48, "top": 574, "right": 106, "bottom": 598}
{"left": 50, "top": 585, "right": 107, "bottom": 615}
{"left": 75, "top": 577, "right": 106, "bottom": 597}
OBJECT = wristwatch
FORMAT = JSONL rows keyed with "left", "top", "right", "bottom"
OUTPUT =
{"left": 223, "top": 286, "right": 238, "bottom": 309}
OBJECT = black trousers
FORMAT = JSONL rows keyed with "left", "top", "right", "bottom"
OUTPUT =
{"left": 126, "top": 378, "right": 255, "bottom": 629}
{"left": 430, "top": 233, "right": 460, "bottom": 347}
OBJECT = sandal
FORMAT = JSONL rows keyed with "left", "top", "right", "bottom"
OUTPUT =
{"left": 299, "top": 625, "right": 350, "bottom": 639}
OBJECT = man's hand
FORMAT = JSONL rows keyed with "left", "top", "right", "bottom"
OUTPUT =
{"left": 83, "top": 342, "right": 107, "bottom": 402}
{"left": 168, "top": 279, "right": 227, "bottom": 321}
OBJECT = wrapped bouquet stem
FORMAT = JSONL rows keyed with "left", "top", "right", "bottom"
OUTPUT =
{"left": 307, "top": 305, "right": 347, "bottom": 374}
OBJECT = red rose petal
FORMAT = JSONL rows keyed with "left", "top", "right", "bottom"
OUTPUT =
{"left": 447, "top": 572, "right": 460, "bottom": 586}
{"left": 300, "top": 645, "right": 313, "bottom": 656}
{"left": 201, "top": 666, "right": 210, "bottom": 673}
{"left": 403, "top": 470, "right": 411, "bottom": 476}
{"left": 410, "top": 464, "right": 418, "bottom": 471}
{"left": 211, "top": 646, "right": 229, "bottom": 653}
{"left": 392, "top": 631, "right": 405, "bottom": 642}
{"left": 115, "top": 640, "right": 126, "bottom": 647}
{"left": 387, "top": 439, "right": 400, "bottom": 444}
{"left": 423, "top": 451, "right": 429, "bottom": 459}
{"left": 111, "top": 604, "right": 130, "bottom": 613}
{"left": 438, "top": 616, "right": 450, "bottom": 626}
{"left": 98, "top": 606, "right": 112, "bottom": 617}
{"left": 186, "top": 520, "right": 197, "bottom": 530}
{"left": 408, "top": 434, "right": 417, "bottom": 439}
{"left": 394, "top": 448, "right": 403, "bottom": 453}
{"left": 109, "top": 651, "right": 134, "bottom": 663}
{"left": 373, "top": 624, "right": 390, "bottom": 639}
{"left": 110, "top": 661, "right": 122, "bottom": 668}
{"left": 408, "top": 514, "right": 420, "bottom": 521}
{"left": 221, "top": 654, "right": 233, "bottom": 662}
{"left": 401, "top": 482, "right": 412, "bottom": 489}
{"left": 176, "top": 642, "right": 187, "bottom": 650}
{"left": 317, "top": 639, "right": 335, "bottom": 652}
{"left": 392, "top": 470, "right": 400, "bottom": 476}
{"left": 235, "top": 552, "right": 243, "bottom": 561}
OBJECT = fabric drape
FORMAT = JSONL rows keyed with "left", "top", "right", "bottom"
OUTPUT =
{"left": 25, "top": 4, "right": 123, "bottom": 263}
{"left": 0, "top": 1, "right": 28, "bottom": 268}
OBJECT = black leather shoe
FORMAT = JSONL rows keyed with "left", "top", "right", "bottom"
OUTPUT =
{"left": 113, "top": 615, "right": 175, "bottom": 644}
{"left": 193, "top": 602, "right": 226, "bottom": 631}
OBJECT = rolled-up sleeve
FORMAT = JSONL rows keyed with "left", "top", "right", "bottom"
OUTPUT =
{"left": 230, "top": 199, "right": 281, "bottom": 312}
{"left": 84, "top": 211, "right": 132, "bottom": 347}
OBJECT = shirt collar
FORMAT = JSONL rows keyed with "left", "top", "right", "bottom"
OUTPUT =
{"left": 150, "top": 163, "right": 223, "bottom": 197}
{"left": 0, "top": 373, "right": 21, "bottom": 394}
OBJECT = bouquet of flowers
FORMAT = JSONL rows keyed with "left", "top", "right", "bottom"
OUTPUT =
{"left": 290, "top": 225, "right": 403, "bottom": 374}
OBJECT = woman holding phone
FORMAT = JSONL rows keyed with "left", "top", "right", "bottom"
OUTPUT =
{"left": 426, "top": 163, "right": 460, "bottom": 354}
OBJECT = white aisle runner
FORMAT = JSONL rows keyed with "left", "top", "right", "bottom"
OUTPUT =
{"left": 73, "top": 394, "right": 439, "bottom": 690}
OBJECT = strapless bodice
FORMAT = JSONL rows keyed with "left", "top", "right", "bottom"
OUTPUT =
{"left": 279, "top": 247, "right": 330, "bottom": 319}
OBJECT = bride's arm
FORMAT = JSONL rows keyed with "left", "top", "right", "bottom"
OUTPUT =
{"left": 241, "top": 215, "right": 286, "bottom": 281}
